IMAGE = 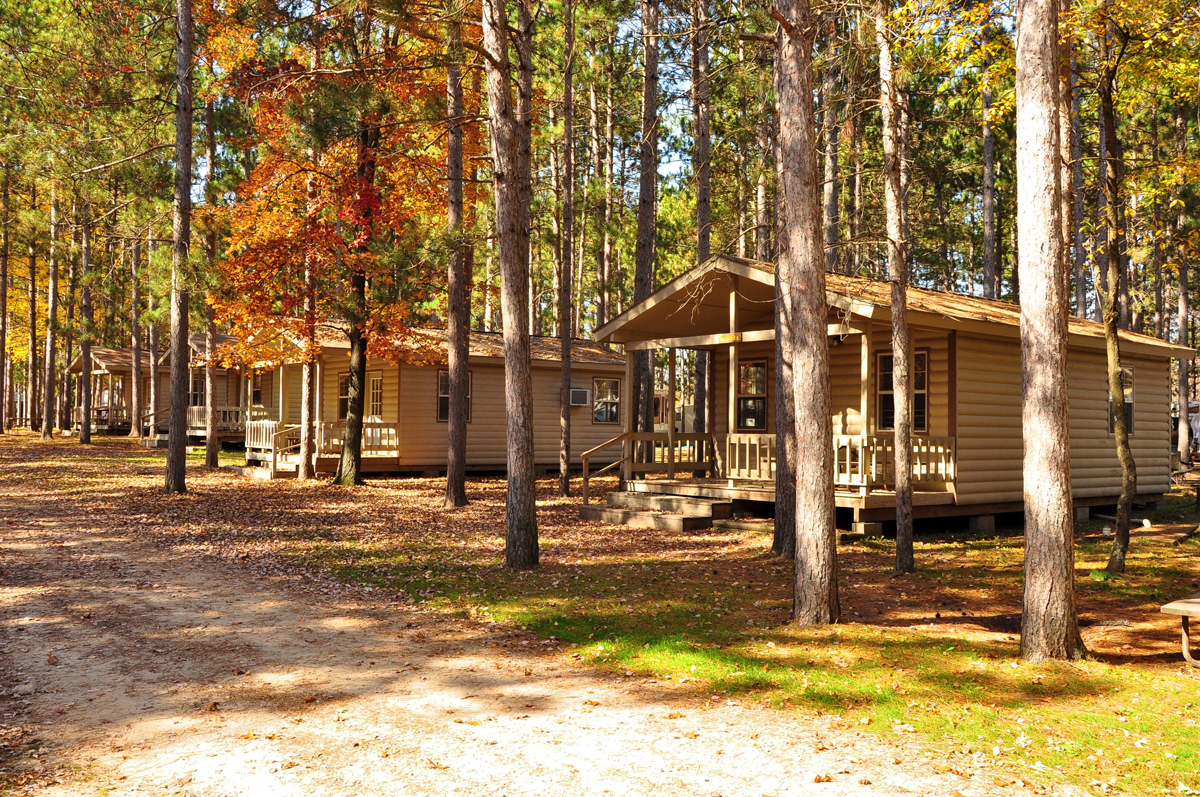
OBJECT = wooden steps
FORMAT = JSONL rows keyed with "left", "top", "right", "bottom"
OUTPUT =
{"left": 579, "top": 490, "right": 734, "bottom": 531}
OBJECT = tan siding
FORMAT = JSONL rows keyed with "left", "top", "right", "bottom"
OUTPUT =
{"left": 953, "top": 333, "right": 1024, "bottom": 504}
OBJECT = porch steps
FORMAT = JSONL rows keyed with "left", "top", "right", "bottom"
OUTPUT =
{"left": 140, "top": 434, "right": 169, "bottom": 449}
{"left": 712, "top": 517, "right": 774, "bottom": 532}
{"left": 579, "top": 491, "right": 732, "bottom": 531}
{"left": 605, "top": 491, "right": 732, "bottom": 519}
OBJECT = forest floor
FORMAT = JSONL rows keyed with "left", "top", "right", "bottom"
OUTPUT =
{"left": 0, "top": 434, "right": 1196, "bottom": 796}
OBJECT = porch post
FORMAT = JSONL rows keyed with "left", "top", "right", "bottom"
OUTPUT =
{"left": 727, "top": 282, "right": 739, "bottom": 478}
{"left": 860, "top": 321, "right": 872, "bottom": 496}
{"left": 667, "top": 348, "right": 677, "bottom": 479}
{"left": 277, "top": 363, "right": 285, "bottom": 423}
{"left": 622, "top": 349, "right": 634, "bottom": 485}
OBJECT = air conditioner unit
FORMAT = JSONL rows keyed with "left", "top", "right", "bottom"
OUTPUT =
{"left": 569, "top": 388, "right": 591, "bottom": 407}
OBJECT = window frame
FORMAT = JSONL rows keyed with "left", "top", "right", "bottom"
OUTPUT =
{"left": 592, "top": 377, "right": 622, "bottom": 425}
{"left": 1108, "top": 366, "right": 1135, "bottom": 436}
{"left": 368, "top": 371, "right": 383, "bottom": 419}
{"left": 252, "top": 372, "right": 263, "bottom": 406}
{"left": 337, "top": 372, "right": 350, "bottom": 421}
{"left": 735, "top": 359, "right": 768, "bottom": 431}
{"left": 875, "top": 350, "right": 930, "bottom": 434}
{"left": 437, "top": 369, "right": 472, "bottom": 423}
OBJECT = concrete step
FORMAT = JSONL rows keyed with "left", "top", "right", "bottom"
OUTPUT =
{"left": 605, "top": 491, "right": 732, "bottom": 518}
{"left": 579, "top": 505, "right": 712, "bottom": 532}
{"left": 712, "top": 518, "right": 774, "bottom": 532}
{"left": 140, "top": 435, "right": 169, "bottom": 449}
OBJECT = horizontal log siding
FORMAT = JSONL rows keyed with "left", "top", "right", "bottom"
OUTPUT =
{"left": 955, "top": 333, "right": 1172, "bottom": 505}
{"left": 830, "top": 336, "right": 862, "bottom": 436}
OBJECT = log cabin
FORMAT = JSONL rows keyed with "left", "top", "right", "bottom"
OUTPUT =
{"left": 579, "top": 255, "right": 1194, "bottom": 533}
{"left": 240, "top": 326, "right": 627, "bottom": 477}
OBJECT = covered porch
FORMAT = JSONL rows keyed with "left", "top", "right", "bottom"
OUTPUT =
{"left": 583, "top": 255, "right": 958, "bottom": 524}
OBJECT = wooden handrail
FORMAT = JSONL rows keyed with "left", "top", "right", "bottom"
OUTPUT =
{"left": 581, "top": 431, "right": 633, "bottom": 505}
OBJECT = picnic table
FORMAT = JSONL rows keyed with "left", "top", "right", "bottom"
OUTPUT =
{"left": 1161, "top": 593, "right": 1200, "bottom": 668}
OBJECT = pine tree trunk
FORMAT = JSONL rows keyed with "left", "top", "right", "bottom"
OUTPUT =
{"left": 165, "top": 0, "right": 193, "bottom": 494}
{"left": 1097, "top": 56, "right": 1136, "bottom": 574}
{"left": 633, "top": 0, "right": 659, "bottom": 439}
{"left": 1015, "top": 0, "right": 1081, "bottom": 660}
{"left": 483, "top": 0, "right": 539, "bottom": 568}
{"left": 982, "top": 27, "right": 997, "bottom": 299}
{"left": 60, "top": 214, "right": 77, "bottom": 432}
{"left": 1177, "top": 104, "right": 1191, "bottom": 462}
{"left": 445, "top": 2, "right": 469, "bottom": 507}
{"left": 79, "top": 201, "right": 93, "bottom": 445}
{"left": 27, "top": 181, "right": 38, "bottom": 431}
{"left": 130, "top": 237, "right": 143, "bottom": 438}
{"left": 0, "top": 165, "right": 7, "bottom": 434}
{"left": 776, "top": 0, "right": 839, "bottom": 625}
{"left": 299, "top": 159, "right": 318, "bottom": 479}
{"left": 1070, "top": 56, "right": 1086, "bottom": 316}
{"left": 41, "top": 188, "right": 58, "bottom": 439}
{"left": 204, "top": 97, "right": 219, "bottom": 468}
{"left": 558, "top": 0, "right": 574, "bottom": 497}
{"left": 773, "top": 257, "right": 796, "bottom": 559}
{"left": 692, "top": 0, "right": 711, "bottom": 450}
{"left": 822, "top": 19, "right": 840, "bottom": 273}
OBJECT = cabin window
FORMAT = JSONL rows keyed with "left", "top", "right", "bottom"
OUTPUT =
{"left": 368, "top": 372, "right": 384, "bottom": 419}
{"left": 252, "top": 372, "right": 263, "bottom": 406}
{"left": 876, "top": 351, "right": 929, "bottom": 434}
{"left": 593, "top": 378, "right": 621, "bottom": 424}
{"left": 337, "top": 373, "right": 350, "bottom": 420}
{"left": 1108, "top": 367, "right": 1134, "bottom": 435}
{"left": 736, "top": 360, "right": 768, "bottom": 430}
{"left": 188, "top": 371, "right": 203, "bottom": 407}
{"left": 437, "top": 370, "right": 472, "bottom": 423}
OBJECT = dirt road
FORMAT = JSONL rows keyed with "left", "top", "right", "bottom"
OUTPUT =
{"left": 0, "top": 453, "right": 1062, "bottom": 796}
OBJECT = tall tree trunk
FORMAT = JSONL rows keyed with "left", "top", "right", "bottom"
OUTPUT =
{"left": 633, "top": 0, "right": 659, "bottom": 438}
{"left": 558, "top": 0, "right": 574, "bottom": 496}
{"left": 60, "top": 210, "right": 77, "bottom": 432}
{"left": 773, "top": 240, "right": 797, "bottom": 559}
{"left": 445, "top": 1, "right": 470, "bottom": 507}
{"left": 299, "top": 155, "right": 319, "bottom": 481}
{"left": 822, "top": 17, "right": 840, "bottom": 273}
{"left": 776, "top": 0, "right": 839, "bottom": 625}
{"left": 1094, "top": 79, "right": 1109, "bottom": 322}
{"left": 165, "top": 0, "right": 194, "bottom": 494}
{"left": 333, "top": 120, "right": 379, "bottom": 488}
{"left": 982, "top": 27, "right": 997, "bottom": 299}
{"left": 602, "top": 35, "right": 615, "bottom": 323}
{"left": 147, "top": 226, "right": 159, "bottom": 438}
{"left": 41, "top": 187, "right": 58, "bottom": 438}
{"left": 1057, "top": 3, "right": 1074, "bottom": 313}
{"left": 483, "top": 0, "right": 539, "bottom": 568}
{"left": 1070, "top": 55, "right": 1086, "bottom": 316}
{"left": 692, "top": 0, "right": 711, "bottom": 447}
{"left": 874, "top": 0, "right": 913, "bottom": 573}
{"left": 1097, "top": 53, "right": 1136, "bottom": 574}
{"left": 0, "top": 165, "right": 7, "bottom": 433}
{"left": 1177, "top": 104, "right": 1191, "bottom": 463}
{"left": 1151, "top": 114, "right": 1164, "bottom": 339}
{"left": 1015, "top": 0, "right": 1081, "bottom": 661}
{"left": 590, "top": 43, "right": 607, "bottom": 331}
{"left": 130, "top": 237, "right": 143, "bottom": 438}
{"left": 27, "top": 181, "right": 37, "bottom": 431}
{"left": 79, "top": 200, "right": 93, "bottom": 445}
{"left": 204, "top": 96, "right": 219, "bottom": 468}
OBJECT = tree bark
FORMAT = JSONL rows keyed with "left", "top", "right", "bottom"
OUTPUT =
{"left": 692, "top": 0, "right": 711, "bottom": 447}
{"left": 1177, "top": 104, "right": 1191, "bottom": 463}
{"left": 1070, "top": 55, "right": 1086, "bottom": 316}
{"left": 59, "top": 208, "right": 77, "bottom": 432}
{"left": 299, "top": 159, "right": 319, "bottom": 480}
{"left": 483, "top": 0, "right": 539, "bottom": 568}
{"left": 445, "top": 2, "right": 470, "bottom": 506}
{"left": 165, "top": 0, "right": 193, "bottom": 494}
{"left": 41, "top": 187, "right": 58, "bottom": 438}
{"left": 79, "top": 200, "right": 93, "bottom": 445}
{"left": 874, "top": 0, "right": 913, "bottom": 573}
{"left": 558, "top": 0, "right": 575, "bottom": 497}
{"left": 1015, "top": 0, "right": 1081, "bottom": 660}
{"left": 822, "top": 17, "right": 840, "bottom": 273}
{"left": 1096, "top": 52, "right": 1136, "bottom": 573}
{"left": 776, "top": 0, "right": 839, "bottom": 625}
{"left": 633, "top": 0, "right": 659, "bottom": 439}
{"left": 982, "top": 27, "right": 997, "bottom": 299}
{"left": 773, "top": 251, "right": 797, "bottom": 559}
{"left": 27, "top": 181, "right": 38, "bottom": 431}
{"left": 130, "top": 237, "right": 143, "bottom": 438}
{"left": 0, "top": 165, "right": 7, "bottom": 433}
{"left": 204, "top": 96, "right": 219, "bottom": 468}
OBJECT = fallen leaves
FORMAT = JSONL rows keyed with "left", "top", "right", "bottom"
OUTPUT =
{"left": 664, "top": 712, "right": 685, "bottom": 719}
{"left": 813, "top": 773, "right": 832, "bottom": 783}
{"left": 426, "top": 759, "right": 448, "bottom": 770}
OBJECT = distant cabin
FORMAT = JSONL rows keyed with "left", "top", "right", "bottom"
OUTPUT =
{"left": 581, "top": 255, "right": 1193, "bottom": 531}
{"left": 243, "top": 327, "right": 626, "bottom": 477}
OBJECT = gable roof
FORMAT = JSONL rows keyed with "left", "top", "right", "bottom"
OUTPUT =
{"left": 596, "top": 255, "right": 1194, "bottom": 359}
{"left": 67, "top": 347, "right": 163, "bottom": 374}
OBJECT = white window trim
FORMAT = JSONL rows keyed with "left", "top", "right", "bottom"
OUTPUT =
{"left": 437, "top": 369, "right": 472, "bottom": 423}
{"left": 592, "top": 377, "right": 621, "bottom": 425}
{"left": 875, "top": 350, "right": 930, "bottom": 434}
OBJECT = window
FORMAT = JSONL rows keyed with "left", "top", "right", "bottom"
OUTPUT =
{"left": 252, "top": 372, "right": 263, "bottom": 406}
{"left": 437, "top": 370, "right": 472, "bottom": 422}
{"left": 188, "top": 372, "right": 203, "bottom": 407}
{"left": 593, "top": 378, "right": 621, "bottom": 424}
{"left": 736, "top": 360, "right": 767, "bottom": 430}
{"left": 338, "top": 373, "right": 350, "bottom": 421}
{"left": 877, "top": 351, "right": 929, "bottom": 433}
{"left": 368, "top": 372, "right": 383, "bottom": 419}
{"left": 1108, "top": 367, "right": 1134, "bottom": 435}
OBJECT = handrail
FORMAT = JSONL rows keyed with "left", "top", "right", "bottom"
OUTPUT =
{"left": 270, "top": 424, "right": 303, "bottom": 478}
{"left": 581, "top": 431, "right": 634, "bottom": 505}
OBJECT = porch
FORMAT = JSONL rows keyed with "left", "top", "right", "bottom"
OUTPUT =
{"left": 245, "top": 419, "right": 404, "bottom": 477}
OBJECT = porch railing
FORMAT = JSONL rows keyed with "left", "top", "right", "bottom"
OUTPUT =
{"left": 580, "top": 431, "right": 718, "bottom": 505}
{"left": 725, "top": 432, "right": 956, "bottom": 491}
{"left": 317, "top": 421, "right": 401, "bottom": 457}
{"left": 186, "top": 405, "right": 259, "bottom": 432}
{"left": 74, "top": 404, "right": 131, "bottom": 426}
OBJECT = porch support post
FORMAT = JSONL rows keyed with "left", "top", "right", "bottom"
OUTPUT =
{"left": 277, "top": 363, "right": 285, "bottom": 423}
{"left": 622, "top": 349, "right": 634, "bottom": 485}
{"left": 667, "top": 348, "right": 677, "bottom": 479}
{"left": 860, "top": 321, "right": 872, "bottom": 496}
{"left": 727, "top": 282, "right": 739, "bottom": 480}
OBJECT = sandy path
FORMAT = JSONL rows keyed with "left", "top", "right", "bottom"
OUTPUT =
{"left": 0, "top": 483, "right": 1062, "bottom": 797}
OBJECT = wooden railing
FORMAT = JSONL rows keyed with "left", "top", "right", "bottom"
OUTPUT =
{"left": 725, "top": 433, "right": 955, "bottom": 491}
{"left": 581, "top": 432, "right": 631, "bottom": 505}
{"left": 318, "top": 421, "right": 401, "bottom": 457}
{"left": 74, "top": 405, "right": 130, "bottom": 426}
{"left": 581, "top": 431, "right": 718, "bottom": 504}
{"left": 186, "top": 405, "right": 260, "bottom": 432}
